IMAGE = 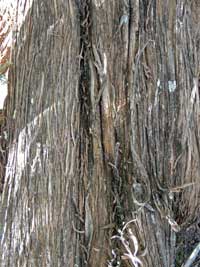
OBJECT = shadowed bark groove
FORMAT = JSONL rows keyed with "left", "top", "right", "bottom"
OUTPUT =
{"left": 0, "top": 1, "right": 200, "bottom": 267}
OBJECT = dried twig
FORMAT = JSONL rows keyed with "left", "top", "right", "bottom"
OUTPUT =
{"left": 110, "top": 219, "right": 143, "bottom": 267}
{"left": 182, "top": 242, "right": 200, "bottom": 267}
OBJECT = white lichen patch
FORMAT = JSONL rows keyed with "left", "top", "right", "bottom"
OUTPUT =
{"left": 190, "top": 78, "right": 198, "bottom": 104}
{"left": 168, "top": 80, "right": 176, "bottom": 93}
{"left": 94, "top": 0, "right": 105, "bottom": 8}
{"left": 157, "top": 79, "right": 161, "bottom": 88}
{"left": 103, "top": 52, "right": 107, "bottom": 75}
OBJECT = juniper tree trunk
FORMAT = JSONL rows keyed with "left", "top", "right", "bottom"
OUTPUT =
{"left": 1, "top": 0, "right": 200, "bottom": 266}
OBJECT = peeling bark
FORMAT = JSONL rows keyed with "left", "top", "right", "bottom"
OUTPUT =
{"left": 0, "top": 1, "right": 200, "bottom": 266}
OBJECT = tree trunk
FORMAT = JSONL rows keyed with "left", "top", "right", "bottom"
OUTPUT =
{"left": 1, "top": 0, "right": 200, "bottom": 266}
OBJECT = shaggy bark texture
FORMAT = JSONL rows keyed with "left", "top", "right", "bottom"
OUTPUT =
{"left": 0, "top": 0, "right": 200, "bottom": 266}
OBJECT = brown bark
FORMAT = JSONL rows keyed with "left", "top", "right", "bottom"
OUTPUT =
{"left": 1, "top": 0, "right": 200, "bottom": 266}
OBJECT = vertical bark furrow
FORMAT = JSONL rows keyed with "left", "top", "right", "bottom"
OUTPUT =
{"left": 1, "top": 1, "right": 200, "bottom": 266}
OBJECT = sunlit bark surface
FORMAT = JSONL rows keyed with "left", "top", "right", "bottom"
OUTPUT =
{"left": 0, "top": 0, "right": 200, "bottom": 266}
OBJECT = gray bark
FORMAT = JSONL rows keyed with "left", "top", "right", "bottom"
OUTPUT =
{"left": 0, "top": 0, "right": 200, "bottom": 266}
